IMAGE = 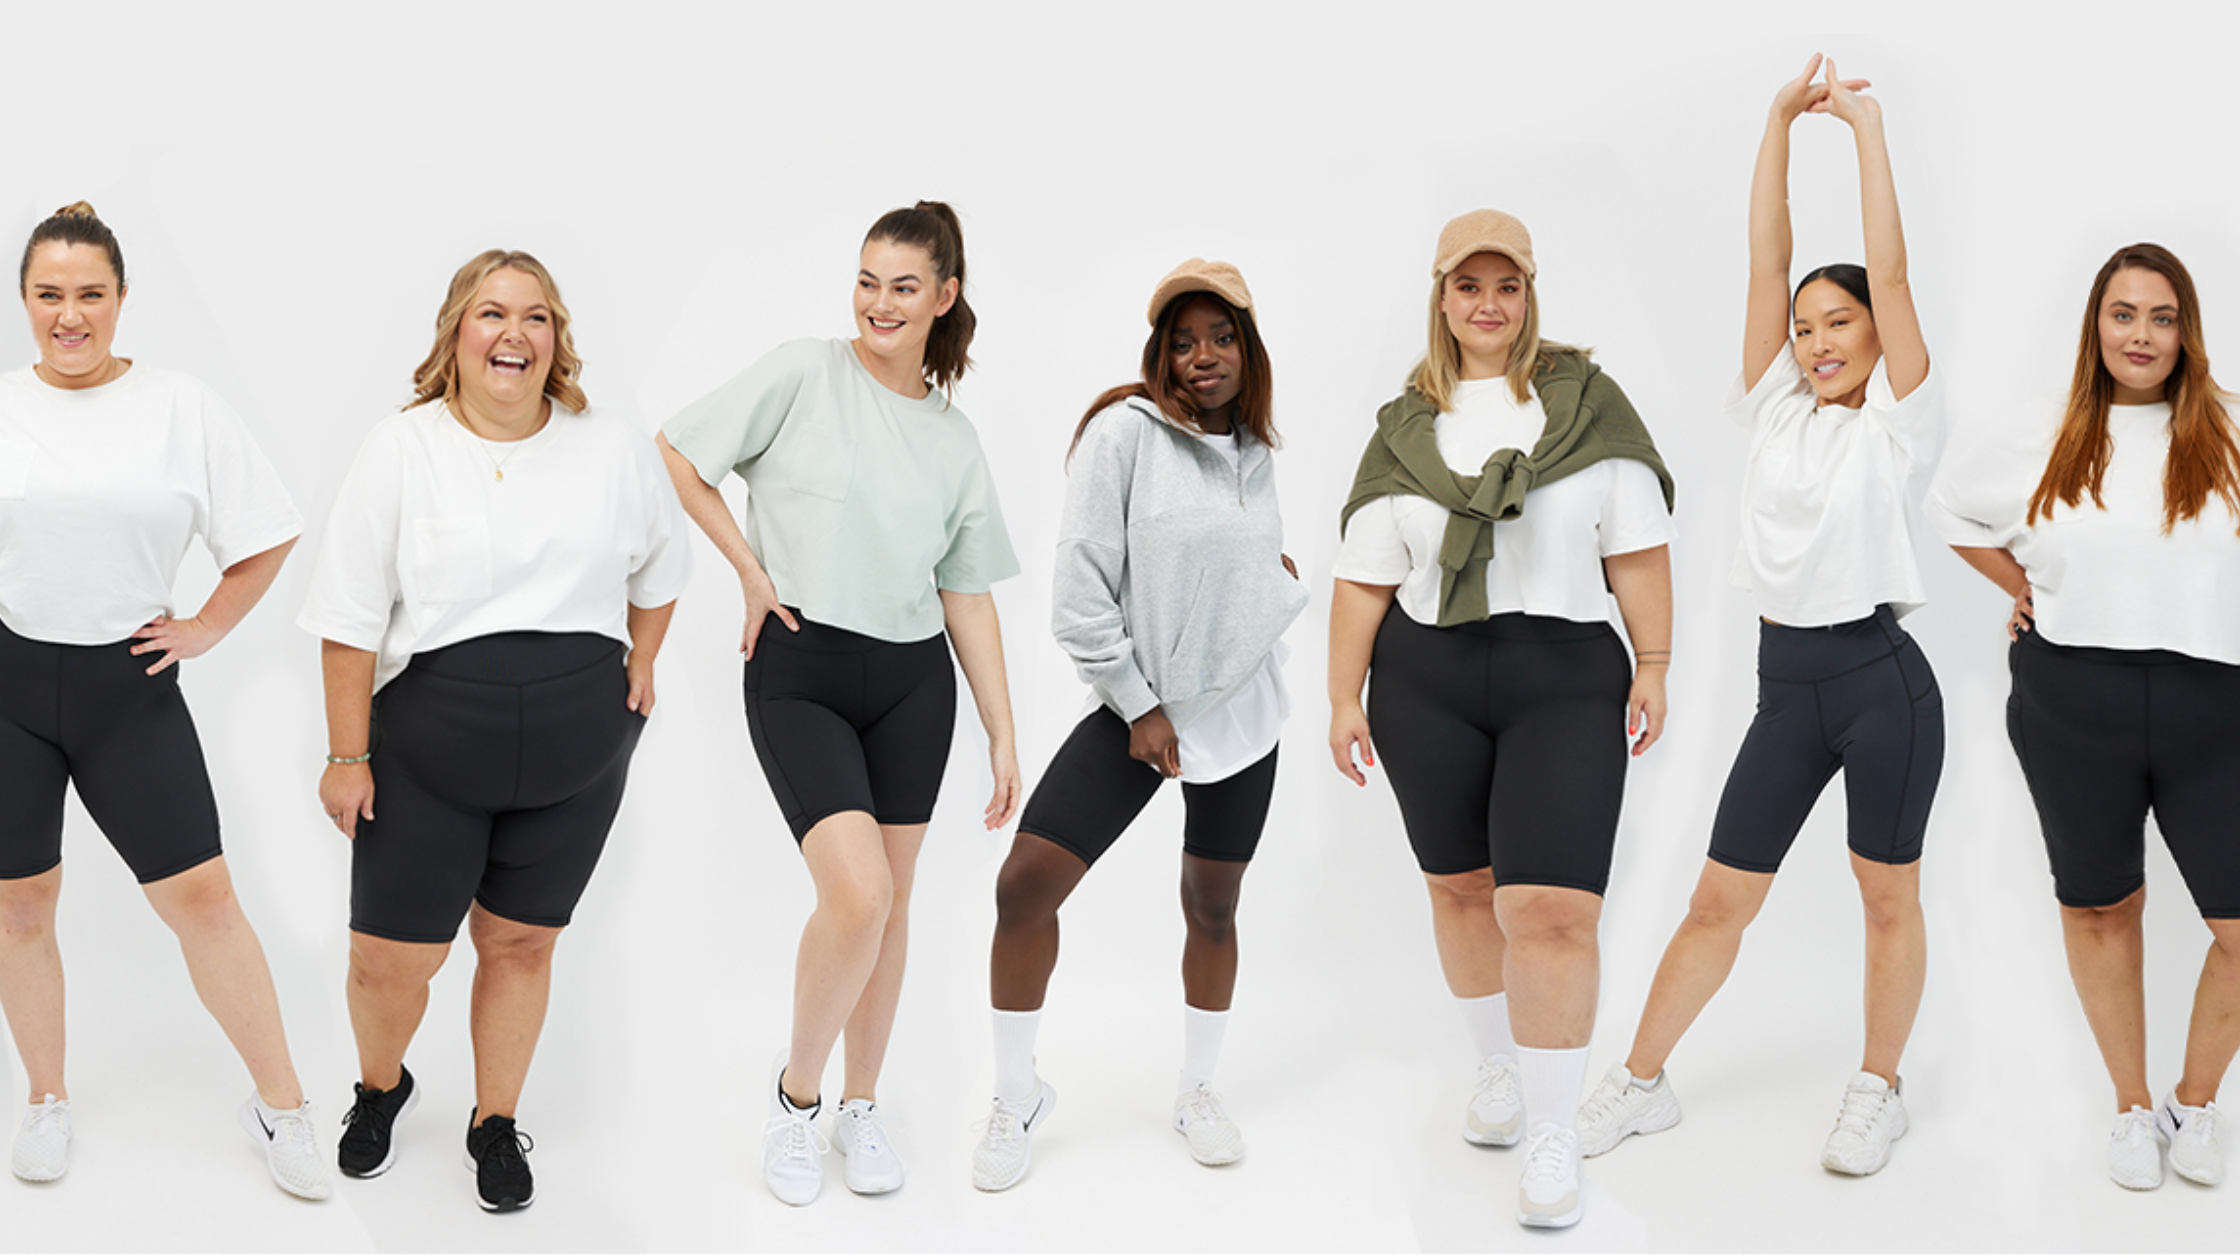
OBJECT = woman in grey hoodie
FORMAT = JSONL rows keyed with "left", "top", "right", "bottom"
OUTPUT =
{"left": 972, "top": 260, "right": 1306, "bottom": 1191}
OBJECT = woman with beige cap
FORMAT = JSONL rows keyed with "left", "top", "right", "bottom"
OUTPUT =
{"left": 1329, "top": 209, "right": 1674, "bottom": 1228}
{"left": 972, "top": 259, "right": 1305, "bottom": 1191}
{"left": 1575, "top": 55, "right": 1942, "bottom": 1182}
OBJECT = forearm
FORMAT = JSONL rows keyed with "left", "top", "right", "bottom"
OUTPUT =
{"left": 1748, "top": 115, "right": 1796, "bottom": 279}
{"left": 1328, "top": 579, "right": 1397, "bottom": 708}
{"left": 1853, "top": 114, "right": 1908, "bottom": 290}
{"left": 1605, "top": 546, "right": 1673, "bottom": 662}
{"left": 627, "top": 600, "right": 677, "bottom": 662}
{"left": 191, "top": 539, "right": 296, "bottom": 635}
{"left": 657, "top": 433, "right": 770, "bottom": 582}
{"left": 319, "top": 640, "right": 378, "bottom": 757}
{"left": 942, "top": 589, "right": 1016, "bottom": 750}
{"left": 1951, "top": 546, "right": 2029, "bottom": 599}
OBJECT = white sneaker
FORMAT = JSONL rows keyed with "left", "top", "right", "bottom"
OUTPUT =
{"left": 761, "top": 1057, "right": 827, "bottom": 1206}
{"left": 238, "top": 1095, "right": 334, "bottom": 1201}
{"left": 12, "top": 1094, "right": 69, "bottom": 1183}
{"left": 1821, "top": 1071, "right": 1907, "bottom": 1176}
{"left": 2159, "top": 1093, "right": 2222, "bottom": 1186}
{"left": 971, "top": 1078, "right": 1056, "bottom": 1192}
{"left": 1173, "top": 1087, "right": 1245, "bottom": 1167}
{"left": 1464, "top": 1053, "right": 1523, "bottom": 1147}
{"left": 2109, "top": 1105, "right": 2166, "bottom": 1190}
{"left": 1517, "top": 1123, "right": 1582, "bottom": 1228}
{"left": 832, "top": 1098, "right": 904, "bottom": 1195}
{"left": 1576, "top": 1063, "right": 1681, "bottom": 1157}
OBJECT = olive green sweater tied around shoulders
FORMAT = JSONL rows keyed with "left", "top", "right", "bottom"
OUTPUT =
{"left": 1339, "top": 351, "right": 1675, "bottom": 627}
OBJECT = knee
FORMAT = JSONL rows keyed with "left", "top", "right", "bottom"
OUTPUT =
{"left": 0, "top": 877, "right": 60, "bottom": 939}
{"left": 150, "top": 864, "right": 242, "bottom": 935}
{"left": 1180, "top": 875, "right": 1241, "bottom": 943}
{"left": 469, "top": 916, "right": 559, "bottom": 972}
{"left": 1858, "top": 883, "right": 1921, "bottom": 933}
{"left": 821, "top": 871, "right": 895, "bottom": 941}
{"left": 1497, "top": 886, "right": 1602, "bottom": 950}
{"left": 1683, "top": 884, "right": 1758, "bottom": 937}
{"left": 1425, "top": 867, "right": 1497, "bottom": 913}
{"left": 994, "top": 861, "right": 1059, "bottom": 929}
{"left": 349, "top": 935, "right": 444, "bottom": 991}
{"left": 2062, "top": 892, "right": 2145, "bottom": 940}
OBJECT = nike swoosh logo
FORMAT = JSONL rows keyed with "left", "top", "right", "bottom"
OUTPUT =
{"left": 256, "top": 1112, "right": 275, "bottom": 1139}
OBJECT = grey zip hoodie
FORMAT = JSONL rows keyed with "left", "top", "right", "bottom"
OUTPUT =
{"left": 1051, "top": 399, "right": 1307, "bottom": 729}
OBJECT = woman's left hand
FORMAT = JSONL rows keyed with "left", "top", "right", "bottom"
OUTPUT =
{"left": 130, "top": 614, "right": 225, "bottom": 675}
{"left": 1820, "top": 58, "right": 1881, "bottom": 128}
{"left": 626, "top": 651, "right": 657, "bottom": 714}
{"left": 1627, "top": 668, "right": 1667, "bottom": 757}
{"left": 983, "top": 741, "right": 1021, "bottom": 830}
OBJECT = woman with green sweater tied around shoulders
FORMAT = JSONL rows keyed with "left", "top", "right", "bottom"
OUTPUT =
{"left": 1577, "top": 56, "right": 1943, "bottom": 1179}
{"left": 660, "top": 201, "right": 1021, "bottom": 1207}
{"left": 1328, "top": 209, "right": 1675, "bottom": 1230}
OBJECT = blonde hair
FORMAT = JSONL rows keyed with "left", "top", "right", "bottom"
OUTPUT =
{"left": 408, "top": 249, "right": 587, "bottom": 412}
{"left": 1409, "top": 268, "right": 1587, "bottom": 411}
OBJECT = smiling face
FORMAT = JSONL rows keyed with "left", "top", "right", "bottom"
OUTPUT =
{"left": 453, "top": 266, "right": 555, "bottom": 426}
{"left": 1166, "top": 296, "right": 1245, "bottom": 430}
{"left": 1439, "top": 252, "right": 1528, "bottom": 380}
{"left": 854, "top": 238, "right": 957, "bottom": 377}
{"left": 1791, "top": 278, "right": 1883, "bottom": 407}
{"left": 22, "top": 241, "right": 125, "bottom": 389}
{"left": 2097, "top": 266, "right": 2182, "bottom": 405}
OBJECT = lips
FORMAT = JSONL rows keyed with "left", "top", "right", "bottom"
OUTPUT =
{"left": 2126, "top": 352, "right": 2155, "bottom": 366}
{"left": 1189, "top": 373, "right": 1226, "bottom": 391}
{"left": 54, "top": 331, "right": 89, "bottom": 347}
{"left": 867, "top": 317, "right": 904, "bottom": 332}
{"left": 490, "top": 353, "right": 531, "bottom": 376}
{"left": 1814, "top": 358, "right": 1845, "bottom": 378}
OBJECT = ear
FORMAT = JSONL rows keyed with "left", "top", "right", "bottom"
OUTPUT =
{"left": 116, "top": 283, "right": 129, "bottom": 305}
{"left": 935, "top": 275, "right": 959, "bottom": 318}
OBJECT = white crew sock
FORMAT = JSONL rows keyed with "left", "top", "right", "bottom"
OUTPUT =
{"left": 1179, "top": 1004, "right": 1230, "bottom": 1094}
{"left": 992, "top": 1008, "right": 1042, "bottom": 1102}
{"left": 1516, "top": 1045, "right": 1591, "bottom": 1134}
{"left": 1457, "top": 992, "right": 1516, "bottom": 1061}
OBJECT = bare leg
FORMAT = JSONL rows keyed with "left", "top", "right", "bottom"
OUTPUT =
{"left": 142, "top": 857, "right": 303, "bottom": 1109}
{"left": 347, "top": 931, "right": 452, "bottom": 1092}
{"left": 1854, "top": 855, "right": 1926, "bottom": 1083}
{"left": 467, "top": 906, "right": 562, "bottom": 1122}
{"left": 2175, "top": 917, "right": 2240, "bottom": 1109}
{"left": 1179, "top": 856, "right": 1249, "bottom": 1011}
{"left": 2059, "top": 889, "right": 2151, "bottom": 1112}
{"left": 0, "top": 868, "right": 65, "bottom": 1103}
{"left": 1497, "top": 885, "right": 1604, "bottom": 1048}
{"left": 988, "top": 834, "right": 1089, "bottom": 1011}
{"left": 839, "top": 823, "right": 928, "bottom": 1102}
{"left": 1423, "top": 867, "right": 1505, "bottom": 999}
{"left": 1623, "top": 860, "right": 1776, "bottom": 1079}
{"left": 780, "top": 811, "right": 892, "bottom": 1108}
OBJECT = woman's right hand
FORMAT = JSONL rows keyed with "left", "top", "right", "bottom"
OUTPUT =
{"left": 1129, "top": 708, "right": 1181, "bottom": 779}
{"left": 1329, "top": 702, "right": 1376, "bottom": 787}
{"left": 1770, "top": 52, "right": 1868, "bottom": 123}
{"left": 739, "top": 566, "right": 800, "bottom": 659}
{"left": 2007, "top": 584, "right": 2035, "bottom": 641}
{"left": 320, "top": 761, "right": 375, "bottom": 840}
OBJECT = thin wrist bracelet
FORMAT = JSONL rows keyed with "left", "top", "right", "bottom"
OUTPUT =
{"left": 326, "top": 751, "right": 371, "bottom": 765}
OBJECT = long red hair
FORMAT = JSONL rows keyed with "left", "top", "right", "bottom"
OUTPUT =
{"left": 2028, "top": 243, "right": 2240, "bottom": 533}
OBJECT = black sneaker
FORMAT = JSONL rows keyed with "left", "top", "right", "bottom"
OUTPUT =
{"left": 464, "top": 1111, "right": 535, "bottom": 1212}
{"left": 337, "top": 1064, "right": 418, "bottom": 1179}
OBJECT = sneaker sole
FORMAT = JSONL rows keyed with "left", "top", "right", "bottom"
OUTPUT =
{"left": 11, "top": 1159, "right": 65, "bottom": 1184}
{"left": 1463, "top": 1119, "right": 1522, "bottom": 1148}
{"left": 1518, "top": 1196, "right": 1583, "bottom": 1229}
{"left": 1578, "top": 1094, "right": 1681, "bottom": 1158}
{"left": 2169, "top": 1156, "right": 2221, "bottom": 1187}
{"left": 340, "top": 1086, "right": 419, "bottom": 1180}
{"left": 463, "top": 1151, "right": 535, "bottom": 1212}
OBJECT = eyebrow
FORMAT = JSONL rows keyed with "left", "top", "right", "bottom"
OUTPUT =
{"left": 2110, "top": 300, "right": 2179, "bottom": 314}
{"left": 860, "top": 270, "right": 923, "bottom": 285}
{"left": 1798, "top": 306, "right": 1857, "bottom": 320}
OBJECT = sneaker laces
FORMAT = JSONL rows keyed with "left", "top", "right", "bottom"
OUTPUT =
{"left": 267, "top": 1106, "right": 320, "bottom": 1161}
{"left": 1576, "top": 1079, "right": 1630, "bottom": 1128}
{"left": 480, "top": 1120, "right": 536, "bottom": 1173}
{"left": 2113, "top": 1107, "right": 2157, "bottom": 1145}
{"left": 341, "top": 1084, "right": 396, "bottom": 1146}
{"left": 764, "top": 1111, "right": 830, "bottom": 1163}
{"left": 23, "top": 1099, "right": 67, "bottom": 1138}
{"left": 840, "top": 1105, "right": 886, "bottom": 1156}
{"left": 2178, "top": 1102, "right": 2218, "bottom": 1142}
{"left": 1832, "top": 1083, "right": 1890, "bottom": 1137}
{"left": 1178, "top": 1088, "right": 1228, "bottom": 1124}
{"left": 1522, "top": 1127, "right": 1578, "bottom": 1180}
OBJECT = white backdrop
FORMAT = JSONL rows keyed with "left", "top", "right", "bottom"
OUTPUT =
{"left": 8, "top": 1, "right": 2237, "bottom": 1251}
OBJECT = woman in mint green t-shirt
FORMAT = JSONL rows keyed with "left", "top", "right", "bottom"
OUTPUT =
{"left": 659, "top": 200, "right": 1020, "bottom": 1208}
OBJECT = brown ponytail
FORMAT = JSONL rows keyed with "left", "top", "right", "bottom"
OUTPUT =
{"left": 19, "top": 201, "right": 127, "bottom": 293}
{"left": 864, "top": 200, "right": 975, "bottom": 393}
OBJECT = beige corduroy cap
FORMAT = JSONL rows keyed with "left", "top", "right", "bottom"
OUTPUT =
{"left": 1433, "top": 209, "right": 1535, "bottom": 280}
{"left": 1146, "top": 258, "right": 1254, "bottom": 326}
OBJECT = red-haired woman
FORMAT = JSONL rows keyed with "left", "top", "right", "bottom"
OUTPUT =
{"left": 660, "top": 201, "right": 1020, "bottom": 1207}
{"left": 972, "top": 260, "right": 1305, "bottom": 1191}
{"left": 1934, "top": 242, "right": 2238, "bottom": 1191}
